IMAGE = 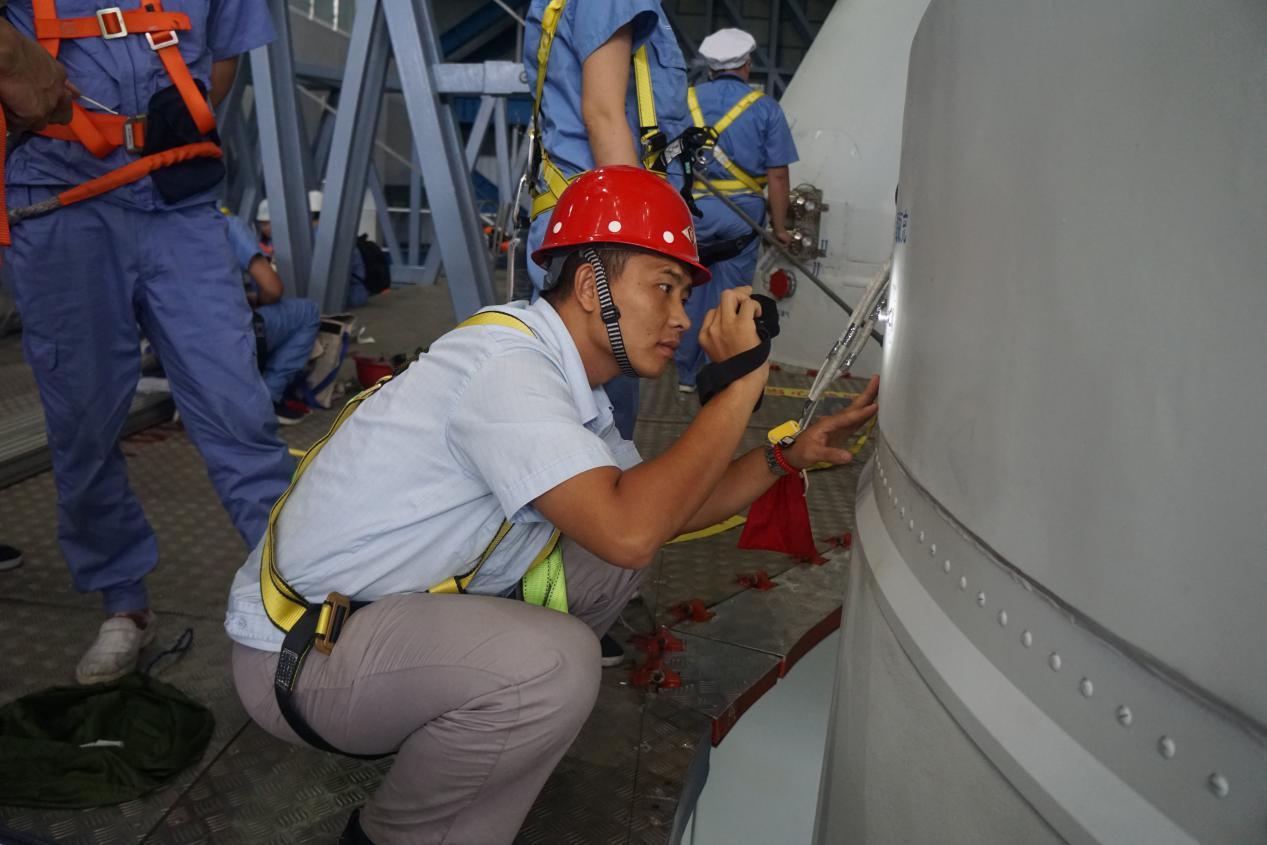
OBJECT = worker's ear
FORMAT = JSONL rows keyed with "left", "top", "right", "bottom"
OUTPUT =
{"left": 573, "top": 259, "right": 600, "bottom": 315}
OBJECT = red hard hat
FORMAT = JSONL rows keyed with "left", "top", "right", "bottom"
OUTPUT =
{"left": 532, "top": 166, "right": 711, "bottom": 285}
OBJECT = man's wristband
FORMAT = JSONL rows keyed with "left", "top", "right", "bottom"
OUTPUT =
{"left": 763, "top": 443, "right": 788, "bottom": 477}
{"left": 765, "top": 442, "right": 798, "bottom": 476}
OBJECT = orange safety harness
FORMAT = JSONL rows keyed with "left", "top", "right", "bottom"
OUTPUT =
{"left": 0, "top": 0, "right": 223, "bottom": 244}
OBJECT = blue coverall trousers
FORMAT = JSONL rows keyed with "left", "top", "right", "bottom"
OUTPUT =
{"left": 676, "top": 193, "right": 766, "bottom": 387}
{"left": 256, "top": 298, "right": 320, "bottom": 404}
{"left": 5, "top": 188, "right": 296, "bottom": 614}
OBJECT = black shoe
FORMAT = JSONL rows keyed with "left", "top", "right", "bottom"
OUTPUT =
{"left": 0, "top": 544, "right": 21, "bottom": 572}
{"left": 600, "top": 633, "right": 626, "bottom": 667}
{"left": 338, "top": 808, "right": 375, "bottom": 844}
{"left": 275, "top": 400, "right": 309, "bottom": 426}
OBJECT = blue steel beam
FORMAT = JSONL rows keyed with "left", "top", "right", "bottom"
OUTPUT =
{"left": 251, "top": 0, "right": 313, "bottom": 296}
{"left": 308, "top": 0, "right": 391, "bottom": 311}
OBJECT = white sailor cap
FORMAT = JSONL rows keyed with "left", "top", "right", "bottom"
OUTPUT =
{"left": 698, "top": 28, "right": 757, "bottom": 71}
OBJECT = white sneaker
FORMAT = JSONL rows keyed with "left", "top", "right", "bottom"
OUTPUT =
{"left": 76, "top": 613, "right": 157, "bottom": 685}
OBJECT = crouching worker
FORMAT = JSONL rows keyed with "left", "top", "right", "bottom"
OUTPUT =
{"left": 222, "top": 210, "right": 320, "bottom": 425}
{"left": 223, "top": 166, "right": 879, "bottom": 845}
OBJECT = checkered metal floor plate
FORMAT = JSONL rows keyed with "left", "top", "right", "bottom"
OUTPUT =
{"left": 0, "top": 285, "right": 864, "bottom": 844}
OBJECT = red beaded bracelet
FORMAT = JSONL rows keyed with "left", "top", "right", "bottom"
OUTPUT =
{"left": 771, "top": 443, "right": 798, "bottom": 476}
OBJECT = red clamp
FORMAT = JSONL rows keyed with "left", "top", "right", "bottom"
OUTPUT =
{"left": 629, "top": 626, "right": 685, "bottom": 658}
{"left": 821, "top": 531, "right": 853, "bottom": 550}
{"left": 737, "top": 569, "right": 777, "bottom": 591}
{"left": 630, "top": 657, "right": 682, "bottom": 690}
{"left": 669, "top": 599, "right": 715, "bottom": 623}
{"left": 797, "top": 552, "right": 827, "bottom": 566}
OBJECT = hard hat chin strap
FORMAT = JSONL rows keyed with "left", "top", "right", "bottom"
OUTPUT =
{"left": 582, "top": 248, "right": 639, "bottom": 379}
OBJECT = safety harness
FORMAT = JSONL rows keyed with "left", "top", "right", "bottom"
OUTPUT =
{"left": 686, "top": 85, "right": 767, "bottom": 196}
{"left": 1, "top": 0, "right": 223, "bottom": 237}
{"left": 261, "top": 311, "right": 568, "bottom": 757}
{"left": 528, "top": 0, "right": 666, "bottom": 221}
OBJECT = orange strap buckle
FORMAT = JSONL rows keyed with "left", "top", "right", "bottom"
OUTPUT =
{"left": 145, "top": 29, "right": 178, "bottom": 50}
{"left": 96, "top": 7, "right": 127, "bottom": 38}
{"left": 123, "top": 115, "right": 146, "bottom": 153}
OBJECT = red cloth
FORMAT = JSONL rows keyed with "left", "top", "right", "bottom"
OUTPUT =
{"left": 738, "top": 473, "right": 822, "bottom": 562}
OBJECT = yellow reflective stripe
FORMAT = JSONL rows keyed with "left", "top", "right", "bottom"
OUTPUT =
{"left": 712, "top": 89, "right": 762, "bottom": 136}
{"left": 530, "top": 152, "right": 574, "bottom": 220}
{"left": 687, "top": 86, "right": 705, "bottom": 129}
{"left": 533, "top": 0, "right": 566, "bottom": 134}
{"left": 691, "top": 88, "right": 765, "bottom": 195}
{"left": 694, "top": 175, "right": 768, "bottom": 196}
{"left": 427, "top": 520, "right": 514, "bottom": 594}
{"left": 525, "top": 529, "right": 562, "bottom": 573}
{"left": 529, "top": 0, "right": 569, "bottom": 219}
{"left": 632, "top": 44, "right": 657, "bottom": 132}
{"left": 699, "top": 177, "right": 765, "bottom": 193}
{"left": 456, "top": 311, "right": 535, "bottom": 334}
{"left": 717, "top": 159, "right": 765, "bottom": 194}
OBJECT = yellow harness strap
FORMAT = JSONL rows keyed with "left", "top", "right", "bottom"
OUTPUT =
{"left": 632, "top": 44, "right": 658, "bottom": 141}
{"left": 687, "top": 86, "right": 767, "bottom": 196}
{"left": 259, "top": 311, "right": 559, "bottom": 635}
{"left": 530, "top": 1, "right": 666, "bottom": 220}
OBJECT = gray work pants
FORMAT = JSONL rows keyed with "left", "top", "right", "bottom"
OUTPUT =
{"left": 232, "top": 539, "right": 644, "bottom": 844}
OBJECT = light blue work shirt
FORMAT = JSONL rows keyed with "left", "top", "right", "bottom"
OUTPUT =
{"left": 1, "top": 0, "right": 275, "bottom": 211}
{"left": 692, "top": 72, "right": 799, "bottom": 192}
{"left": 224, "top": 212, "right": 263, "bottom": 270}
{"left": 224, "top": 297, "right": 642, "bottom": 652}
{"left": 523, "top": 0, "right": 690, "bottom": 182}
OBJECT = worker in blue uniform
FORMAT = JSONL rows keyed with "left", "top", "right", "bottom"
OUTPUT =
{"left": 0, "top": 11, "right": 73, "bottom": 581}
{"left": 675, "top": 28, "right": 798, "bottom": 392}
{"left": 1, "top": 0, "right": 292, "bottom": 684}
{"left": 223, "top": 211, "right": 321, "bottom": 425}
{"left": 256, "top": 192, "right": 369, "bottom": 308}
{"left": 523, "top": 0, "right": 691, "bottom": 443}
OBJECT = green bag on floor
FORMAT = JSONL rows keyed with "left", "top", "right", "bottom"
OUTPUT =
{"left": 0, "top": 673, "right": 214, "bottom": 808}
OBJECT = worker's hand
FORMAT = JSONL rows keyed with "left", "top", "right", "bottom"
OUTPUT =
{"left": 0, "top": 20, "right": 73, "bottom": 131}
{"left": 773, "top": 228, "right": 793, "bottom": 247}
{"left": 698, "top": 285, "right": 764, "bottom": 364}
{"left": 784, "top": 375, "right": 879, "bottom": 468}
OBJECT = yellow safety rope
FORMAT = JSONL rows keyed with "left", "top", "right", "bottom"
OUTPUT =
{"left": 687, "top": 86, "right": 767, "bottom": 196}
{"left": 260, "top": 311, "right": 560, "bottom": 633}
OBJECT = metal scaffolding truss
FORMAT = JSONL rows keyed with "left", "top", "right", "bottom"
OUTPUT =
{"left": 239, "top": 0, "right": 531, "bottom": 318}
{"left": 231, "top": 0, "right": 831, "bottom": 315}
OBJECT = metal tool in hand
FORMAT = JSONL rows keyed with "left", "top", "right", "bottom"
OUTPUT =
{"left": 798, "top": 260, "right": 891, "bottom": 430}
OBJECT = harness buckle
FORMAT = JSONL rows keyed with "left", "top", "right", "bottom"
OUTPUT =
{"left": 96, "top": 7, "right": 127, "bottom": 39}
{"left": 313, "top": 592, "right": 351, "bottom": 655}
{"left": 146, "top": 29, "right": 179, "bottom": 51}
{"left": 123, "top": 115, "right": 147, "bottom": 154}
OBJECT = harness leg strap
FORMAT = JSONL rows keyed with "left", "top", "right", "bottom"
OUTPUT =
{"left": 274, "top": 599, "right": 384, "bottom": 759}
